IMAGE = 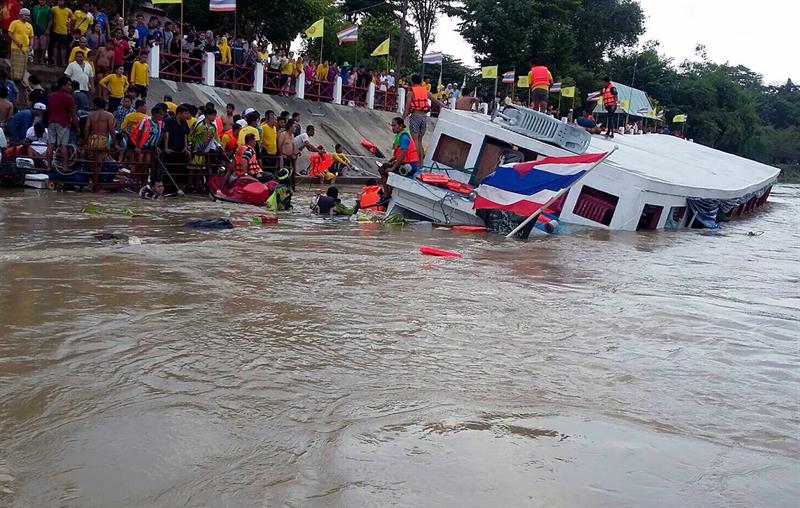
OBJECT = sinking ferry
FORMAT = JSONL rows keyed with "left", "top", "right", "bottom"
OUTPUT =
{"left": 386, "top": 106, "right": 780, "bottom": 232}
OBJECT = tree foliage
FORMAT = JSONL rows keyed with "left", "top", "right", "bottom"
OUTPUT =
{"left": 408, "top": 0, "right": 449, "bottom": 58}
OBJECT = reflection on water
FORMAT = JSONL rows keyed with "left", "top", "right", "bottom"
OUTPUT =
{"left": 0, "top": 186, "right": 798, "bottom": 507}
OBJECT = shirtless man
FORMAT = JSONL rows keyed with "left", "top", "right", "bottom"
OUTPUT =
{"left": 278, "top": 118, "right": 295, "bottom": 172}
{"left": 93, "top": 39, "right": 116, "bottom": 85}
{"left": 222, "top": 103, "right": 235, "bottom": 132}
{"left": 84, "top": 96, "right": 118, "bottom": 159}
{"left": 0, "top": 86, "right": 13, "bottom": 127}
{"left": 455, "top": 89, "right": 481, "bottom": 112}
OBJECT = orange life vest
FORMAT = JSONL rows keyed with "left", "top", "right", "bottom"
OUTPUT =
{"left": 359, "top": 185, "right": 384, "bottom": 210}
{"left": 409, "top": 84, "right": 429, "bottom": 113}
{"left": 392, "top": 129, "right": 419, "bottom": 164}
{"left": 234, "top": 144, "right": 261, "bottom": 176}
{"left": 214, "top": 116, "right": 223, "bottom": 135}
{"left": 530, "top": 66, "right": 551, "bottom": 87}
{"left": 603, "top": 82, "right": 617, "bottom": 107}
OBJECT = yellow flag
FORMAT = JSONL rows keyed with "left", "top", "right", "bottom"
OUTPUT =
{"left": 371, "top": 38, "right": 390, "bottom": 57}
{"left": 619, "top": 98, "right": 630, "bottom": 110}
{"left": 649, "top": 108, "right": 657, "bottom": 119}
{"left": 481, "top": 65, "right": 498, "bottom": 79}
{"left": 561, "top": 86, "right": 575, "bottom": 98}
{"left": 305, "top": 19, "right": 324, "bottom": 39}
{"left": 673, "top": 114, "right": 687, "bottom": 123}
{"left": 516, "top": 75, "right": 529, "bottom": 88}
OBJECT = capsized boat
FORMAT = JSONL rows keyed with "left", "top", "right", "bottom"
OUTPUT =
{"left": 386, "top": 107, "right": 780, "bottom": 232}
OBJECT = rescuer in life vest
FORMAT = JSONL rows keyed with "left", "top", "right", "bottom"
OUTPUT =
{"left": 601, "top": 76, "right": 619, "bottom": 138}
{"left": 222, "top": 133, "right": 261, "bottom": 187}
{"left": 378, "top": 116, "right": 420, "bottom": 202}
{"left": 528, "top": 62, "right": 553, "bottom": 112}
{"left": 402, "top": 73, "right": 445, "bottom": 161}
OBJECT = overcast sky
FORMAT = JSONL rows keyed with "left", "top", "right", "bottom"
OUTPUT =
{"left": 432, "top": 0, "right": 798, "bottom": 84}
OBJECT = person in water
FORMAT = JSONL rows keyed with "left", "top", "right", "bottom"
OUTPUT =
{"left": 266, "top": 167, "right": 293, "bottom": 211}
{"left": 312, "top": 186, "right": 355, "bottom": 216}
{"left": 355, "top": 178, "right": 385, "bottom": 212}
{"left": 139, "top": 179, "right": 165, "bottom": 199}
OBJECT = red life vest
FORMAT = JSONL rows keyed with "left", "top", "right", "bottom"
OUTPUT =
{"left": 392, "top": 129, "right": 419, "bottom": 164}
{"left": 530, "top": 66, "right": 551, "bottom": 88}
{"left": 359, "top": 185, "right": 384, "bottom": 210}
{"left": 222, "top": 129, "right": 237, "bottom": 153}
{"left": 603, "top": 82, "right": 617, "bottom": 107}
{"left": 409, "top": 84, "right": 429, "bottom": 113}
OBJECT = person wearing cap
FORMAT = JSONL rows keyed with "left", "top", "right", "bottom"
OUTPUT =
{"left": 7, "top": 8, "right": 32, "bottom": 82}
{"left": 7, "top": 101, "right": 45, "bottom": 142}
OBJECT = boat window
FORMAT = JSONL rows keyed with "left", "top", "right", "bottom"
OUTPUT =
{"left": 472, "top": 136, "right": 539, "bottom": 185}
{"left": 637, "top": 204, "right": 664, "bottom": 230}
{"left": 665, "top": 206, "right": 686, "bottom": 229}
{"left": 572, "top": 185, "right": 619, "bottom": 226}
{"left": 432, "top": 134, "right": 471, "bottom": 170}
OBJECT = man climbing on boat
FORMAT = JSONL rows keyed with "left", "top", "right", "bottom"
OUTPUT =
{"left": 402, "top": 73, "right": 445, "bottom": 161}
{"left": 378, "top": 116, "right": 419, "bottom": 202}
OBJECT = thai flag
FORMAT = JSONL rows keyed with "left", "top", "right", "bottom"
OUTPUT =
{"left": 587, "top": 91, "right": 601, "bottom": 101}
{"left": 550, "top": 82, "right": 562, "bottom": 93}
{"left": 422, "top": 52, "right": 443, "bottom": 65}
{"left": 336, "top": 25, "right": 359, "bottom": 44}
{"left": 209, "top": 0, "right": 235, "bottom": 11}
{"left": 502, "top": 71, "right": 515, "bottom": 83}
{"left": 474, "top": 152, "right": 608, "bottom": 216}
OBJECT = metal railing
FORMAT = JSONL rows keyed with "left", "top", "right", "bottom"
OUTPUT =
{"left": 342, "top": 83, "right": 369, "bottom": 108}
{"left": 160, "top": 52, "right": 203, "bottom": 83}
{"left": 304, "top": 79, "right": 334, "bottom": 103}
{"left": 215, "top": 61, "right": 255, "bottom": 90}
{"left": 263, "top": 67, "right": 296, "bottom": 96}
{"left": 374, "top": 88, "right": 398, "bottom": 112}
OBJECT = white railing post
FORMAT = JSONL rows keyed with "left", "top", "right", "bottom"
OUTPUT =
{"left": 202, "top": 52, "right": 215, "bottom": 86}
{"left": 367, "top": 82, "right": 375, "bottom": 109}
{"left": 295, "top": 72, "right": 305, "bottom": 99}
{"left": 333, "top": 76, "right": 343, "bottom": 104}
{"left": 253, "top": 62, "right": 264, "bottom": 93}
{"left": 148, "top": 44, "right": 160, "bottom": 78}
{"left": 396, "top": 87, "right": 406, "bottom": 114}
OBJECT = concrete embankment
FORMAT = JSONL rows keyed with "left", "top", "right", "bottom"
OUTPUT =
{"left": 150, "top": 79, "right": 436, "bottom": 177}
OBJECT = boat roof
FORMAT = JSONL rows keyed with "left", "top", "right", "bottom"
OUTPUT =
{"left": 587, "top": 133, "right": 779, "bottom": 197}
{"left": 438, "top": 110, "right": 780, "bottom": 198}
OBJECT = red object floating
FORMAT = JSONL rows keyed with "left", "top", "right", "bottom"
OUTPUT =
{"left": 420, "top": 245, "right": 462, "bottom": 258}
{"left": 451, "top": 225, "right": 487, "bottom": 233}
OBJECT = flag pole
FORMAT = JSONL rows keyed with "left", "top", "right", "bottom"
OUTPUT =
{"left": 505, "top": 146, "right": 618, "bottom": 239}
{"left": 179, "top": 0, "right": 183, "bottom": 82}
{"left": 557, "top": 91, "right": 561, "bottom": 116}
{"left": 437, "top": 64, "right": 442, "bottom": 88}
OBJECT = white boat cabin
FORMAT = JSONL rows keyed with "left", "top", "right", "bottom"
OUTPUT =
{"left": 388, "top": 109, "right": 779, "bottom": 231}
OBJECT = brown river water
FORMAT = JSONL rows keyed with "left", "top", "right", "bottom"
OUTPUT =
{"left": 0, "top": 185, "right": 798, "bottom": 507}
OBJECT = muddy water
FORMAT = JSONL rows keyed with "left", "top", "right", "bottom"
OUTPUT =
{"left": 0, "top": 186, "right": 798, "bottom": 507}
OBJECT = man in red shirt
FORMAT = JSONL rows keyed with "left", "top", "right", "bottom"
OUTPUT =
{"left": 111, "top": 28, "right": 129, "bottom": 67}
{"left": 46, "top": 76, "right": 78, "bottom": 171}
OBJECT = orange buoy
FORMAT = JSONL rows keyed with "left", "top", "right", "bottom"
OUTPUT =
{"left": 420, "top": 245, "right": 462, "bottom": 257}
{"left": 451, "top": 225, "right": 487, "bottom": 232}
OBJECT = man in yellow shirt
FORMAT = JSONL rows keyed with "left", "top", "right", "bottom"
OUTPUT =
{"left": 120, "top": 98, "right": 148, "bottom": 135}
{"left": 98, "top": 65, "right": 128, "bottom": 112}
{"left": 237, "top": 111, "right": 260, "bottom": 146}
{"left": 259, "top": 111, "right": 278, "bottom": 170}
{"left": 163, "top": 95, "right": 178, "bottom": 115}
{"left": 130, "top": 52, "right": 149, "bottom": 99}
{"left": 72, "top": 1, "right": 92, "bottom": 34}
{"left": 49, "top": 0, "right": 72, "bottom": 67}
{"left": 68, "top": 36, "right": 91, "bottom": 63}
{"left": 7, "top": 9, "right": 33, "bottom": 81}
